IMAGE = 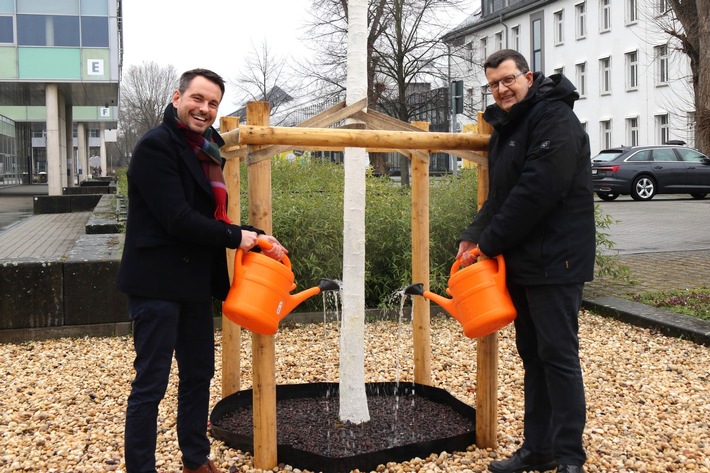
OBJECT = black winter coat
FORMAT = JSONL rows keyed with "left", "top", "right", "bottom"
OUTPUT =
{"left": 117, "top": 104, "right": 259, "bottom": 301}
{"left": 460, "top": 73, "right": 595, "bottom": 285}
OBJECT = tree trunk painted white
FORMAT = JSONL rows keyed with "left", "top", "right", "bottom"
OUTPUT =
{"left": 339, "top": 0, "right": 370, "bottom": 424}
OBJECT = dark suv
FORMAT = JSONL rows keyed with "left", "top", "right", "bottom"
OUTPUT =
{"left": 591, "top": 145, "right": 710, "bottom": 201}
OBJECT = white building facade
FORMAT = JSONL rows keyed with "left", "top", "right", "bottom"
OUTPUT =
{"left": 443, "top": 0, "right": 696, "bottom": 155}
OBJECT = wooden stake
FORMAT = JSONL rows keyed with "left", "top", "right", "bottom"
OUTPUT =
{"left": 410, "top": 121, "right": 431, "bottom": 386}
{"left": 246, "top": 102, "right": 278, "bottom": 469}
{"left": 475, "top": 112, "right": 497, "bottom": 449}
{"left": 220, "top": 116, "right": 242, "bottom": 399}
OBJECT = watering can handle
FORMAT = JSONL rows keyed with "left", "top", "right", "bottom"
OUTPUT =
{"left": 257, "top": 237, "right": 292, "bottom": 269}
{"left": 450, "top": 247, "right": 481, "bottom": 276}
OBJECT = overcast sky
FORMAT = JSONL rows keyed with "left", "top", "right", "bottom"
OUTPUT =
{"left": 121, "top": 0, "right": 314, "bottom": 116}
{"left": 121, "top": 1, "right": 472, "bottom": 118}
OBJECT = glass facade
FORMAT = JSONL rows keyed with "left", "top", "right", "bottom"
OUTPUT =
{"left": 0, "top": 16, "right": 12, "bottom": 43}
{"left": 0, "top": 115, "right": 19, "bottom": 186}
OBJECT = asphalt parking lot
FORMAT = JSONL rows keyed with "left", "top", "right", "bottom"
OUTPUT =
{"left": 594, "top": 194, "right": 710, "bottom": 255}
{"left": 584, "top": 194, "right": 710, "bottom": 298}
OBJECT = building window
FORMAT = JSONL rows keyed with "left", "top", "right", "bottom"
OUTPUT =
{"left": 600, "top": 0, "right": 611, "bottom": 32}
{"left": 554, "top": 66, "right": 564, "bottom": 75}
{"left": 465, "top": 42, "right": 473, "bottom": 72}
{"left": 485, "top": 0, "right": 495, "bottom": 15}
{"left": 600, "top": 120, "right": 613, "bottom": 149}
{"left": 599, "top": 57, "right": 611, "bottom": 94}
{"left": 480, "top": 86, "right": 489, "bottom": 109}
{"left": 687, "top": 111, "right": 696, "bottom": 148}
{"left": 15, "top": 12, "right": 108, "bottom": 48}
{"left": 81, "top": 16, "right": 109, "bottom": 47}
{"left": 575, "top": 2, "right": 586, "bottom": 39}
{"left": 531, "top": 12, "right": 544, "bottom": 72}
{"left": 657, "top": 0, "right": 669, "bottom": 14}
{"left": 0, "top": 16, "right": 13, "bottom": 43}
{"left": 655, "top": 44, "right": 670, "bottom": 84}
{"left": 625, "top": 50, "right": 638, "bottom": 90}
{"left": 626, "top": 0, "right": 638, "bottom": 24}
{"left": 626, "top": 117, "right": 639, "bottom": 146}
{"left": 17, "top": 14, "right": 80, "bottom": 46}
{"left": 511, "top": 26, "right": 520, "bottom": 51}
{"left": 495, "top": 31, "right": 503, "bottom": 51}
{"left": 575, "top": 62, "right": 587, "bottom": 97}
{"left": 656, "top": 114, "right": 670, "bottom": 144}
{"left": 480, "top": 37, "right": 488, "bottom": 61}
{"left": 580, "top": 121, "right": 587, "bottom": 133}
{"left": 554, "top": 10, "right": 564, "bottom": 45}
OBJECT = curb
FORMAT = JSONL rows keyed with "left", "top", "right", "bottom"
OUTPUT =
{"left": 582, "top": 296, "right": 710, "bottom": 347}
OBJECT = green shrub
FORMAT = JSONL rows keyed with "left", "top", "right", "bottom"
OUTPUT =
{"left": 238, "top": 160, "right": 478, "bottom": 311}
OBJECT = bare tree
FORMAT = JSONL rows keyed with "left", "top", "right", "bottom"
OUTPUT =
{"left": 229, "top": 40, "right": 293, "bottom": 118}
{"left": 654, "top": 1, "right": 710, "bottom": 153}
{"left": 302, "top": 0, "right": 466, "bottom": 183}
{"left": 117, "top": 62, "right": 178, "bottom": 164}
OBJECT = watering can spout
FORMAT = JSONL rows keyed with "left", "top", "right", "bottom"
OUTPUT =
{"left": 403, "top": 283, "right": 425, "bottom": 296}
{"left": 282, "top": 278, "right": 340, "bottom": 316}
{"left": 318, "top": 278, "right": 340, "bottom": 292}
{"left": 404, "top": 283, "right": 459, "bottom": 318}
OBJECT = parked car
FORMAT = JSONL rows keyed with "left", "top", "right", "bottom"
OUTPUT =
{"left": 591, "top": 145, "right": 710, "bottom": 201}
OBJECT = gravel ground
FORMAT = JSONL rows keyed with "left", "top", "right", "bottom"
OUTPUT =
{"left": 1, "top": 310, "right": 709, "bottom": 473}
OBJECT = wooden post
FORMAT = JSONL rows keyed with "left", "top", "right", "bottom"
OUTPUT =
{"left": 220, "top": 116, "right": 242, "bottom": 398}
{"left": 246, "top": 102, "right": 278, "bottom": 469}
{"left": 475, "top": 112, "right": 497, "bottom": 448}
{"left": 410, "top": 121, "right": 431, "bottom": 386}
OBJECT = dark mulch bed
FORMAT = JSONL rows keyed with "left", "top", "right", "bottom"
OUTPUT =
{"left": 214, "top": 391, "right": 475, "bottom": 457}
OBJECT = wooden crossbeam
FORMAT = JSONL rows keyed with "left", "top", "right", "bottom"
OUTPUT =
{"left": 239, "top": 125, "right": 490, "bottom": 152}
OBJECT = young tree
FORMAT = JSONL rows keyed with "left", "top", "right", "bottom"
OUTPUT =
{"left": 118, "top": 62, "right": 178, "bottom": 162}
{"left": 665, "top": 0, "right": 710, "bottom": 153}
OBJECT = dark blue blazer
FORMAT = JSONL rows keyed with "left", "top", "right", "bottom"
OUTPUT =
{"left": 117, "top": 104, "right": 257, "bottom": 301}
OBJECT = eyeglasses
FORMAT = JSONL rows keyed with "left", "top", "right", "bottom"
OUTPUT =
{"left": 485, "top": 71, "right": 525, "bottom": 92}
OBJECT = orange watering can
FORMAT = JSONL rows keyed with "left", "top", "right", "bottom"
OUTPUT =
{"left": 404, "top": 248, "right": 516, "bottom": 339}
{"left": 222, "top": 238, "right": 339, "bottom": 335}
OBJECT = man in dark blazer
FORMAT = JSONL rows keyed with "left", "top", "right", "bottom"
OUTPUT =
{"left": 118, "top": 68, "right": 285, "bottom": 473}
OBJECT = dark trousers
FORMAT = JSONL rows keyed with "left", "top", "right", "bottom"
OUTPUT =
{"left": 508, "top": 282, "right": 587, "bottom": 465}
{"left": 124, "top": 297, "right": 215, "bottom": 473}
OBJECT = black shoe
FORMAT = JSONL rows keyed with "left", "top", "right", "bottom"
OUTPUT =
{"left": 556, "top": 466, "right": 584, "bottom": 473}
{"left": 488, "top": 447, "right": 557, "bottom": 473}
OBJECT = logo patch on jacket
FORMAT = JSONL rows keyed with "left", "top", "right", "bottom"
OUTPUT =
{"left": 509, "top": 140, "right": 516, "bottom": 147}
{"left": 541, "top": 140, "right": 551, "bottom": 149}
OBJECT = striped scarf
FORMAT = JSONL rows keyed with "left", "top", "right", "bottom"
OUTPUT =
{"left": 175, "top": 119, "right": 231, "bottom": 223}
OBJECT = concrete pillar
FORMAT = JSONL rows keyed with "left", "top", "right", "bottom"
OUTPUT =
{"left": 77, "top": 123, "right": 88, "bottom": 183}
{"left": 100, "top": 125, "right": 107, "bottom": 176}
{"left": 65, "top": 104, "right": 75, "bottom": 187}
{"left": 45, "top": 84, "right": 62, "bottom": 195}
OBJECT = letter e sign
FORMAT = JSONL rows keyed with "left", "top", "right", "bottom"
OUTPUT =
{"left": 87, "top": 59, "right": 105, "bottom": 75}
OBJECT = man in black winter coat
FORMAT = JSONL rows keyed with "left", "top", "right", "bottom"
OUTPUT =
{"left": 456, "top": 50, "right": 594, "bottom": 473}
{"left": 118, "top": 68, "right": 286, "bottom": 473}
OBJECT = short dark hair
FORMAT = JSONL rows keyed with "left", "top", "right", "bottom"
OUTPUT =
{"left": 484, "top": 49, "right": 530, "bottom": 74}
{"left": 178, "top": 68, "right": 225, "bottom": 97}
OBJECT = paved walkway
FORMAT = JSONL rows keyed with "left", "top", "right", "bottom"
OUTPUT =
{"left": 0, "top": 185, "right": 92, "bottom": 260}
{"left": 0, "top": 212, "right": 90, "bottom": 259}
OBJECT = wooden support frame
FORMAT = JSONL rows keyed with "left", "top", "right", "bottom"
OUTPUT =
{"left": 221, "top": 103, "right": 497, "bottom": 470}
